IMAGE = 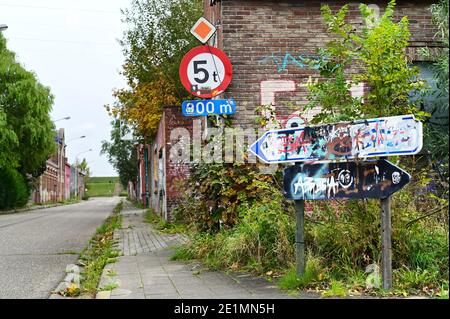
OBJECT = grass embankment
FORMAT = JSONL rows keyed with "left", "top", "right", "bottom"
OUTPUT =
{"left": 75, "top": 200, "right": 123, "bottom": 297}
{"left": 86, "top": 176, "right": 120, "bottom": 197}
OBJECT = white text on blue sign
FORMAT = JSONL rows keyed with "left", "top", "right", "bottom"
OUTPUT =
{"left": 182, "top": 99, "right": 236, "bottom": 116}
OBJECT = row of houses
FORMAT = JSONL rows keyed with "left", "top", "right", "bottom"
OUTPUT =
{"left": 129, "top": 0, "right": 445, "bottom": 221}
{"left": 31, "top": 128, "right": 86, "bottom": 204}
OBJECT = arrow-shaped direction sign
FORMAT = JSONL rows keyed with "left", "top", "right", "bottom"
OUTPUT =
{"left": 182, "top": 99, "right": 236, "bottom": 116}
{"left": 283, "top": 159, "right": 411, "bottom": 200}
{"left": 249, "top": 115, "right": 423, "bottom": 163}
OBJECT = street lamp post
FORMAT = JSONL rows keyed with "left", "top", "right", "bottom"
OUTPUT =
{"left": 53, "top": 116, "right": 71, "bottom": 122}
{"left": 66, "top": 135, "right": 86, "bottom": 144}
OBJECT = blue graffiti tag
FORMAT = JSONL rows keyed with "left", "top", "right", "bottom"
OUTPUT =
{"left": 258, "top": 53, "right": 322, "bottom": 73}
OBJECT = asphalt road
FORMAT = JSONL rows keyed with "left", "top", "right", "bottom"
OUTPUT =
{"left": 0, "top": 197, "right": 121, "bottom": 299}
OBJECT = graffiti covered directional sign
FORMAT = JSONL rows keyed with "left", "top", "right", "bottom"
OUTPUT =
{"left": 283, "top": 160, "right": 411, "bottom": 200}
{"left": 182, "top": 99, "right": 236, "bottom": 116}
{"left": 249, "top": 115, "right": 423, "bottom": 164}
{"left": 179, "top": 45, "right": 233, "bottom": 99}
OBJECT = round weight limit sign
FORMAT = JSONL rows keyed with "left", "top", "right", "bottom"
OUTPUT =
{"left": 179, "top": 45, "right": 232, "bottom": 98}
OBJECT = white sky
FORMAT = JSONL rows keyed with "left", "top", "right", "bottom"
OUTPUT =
{"left": 0, "top": 0, "right": 131, "bottom": 176}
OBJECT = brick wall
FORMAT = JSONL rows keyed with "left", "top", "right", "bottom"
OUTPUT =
{"left": 205, "top": 0, "right": 439, "bottom": 128}
{"left": 144, "top": 106, "right": 195, "bottom": 221}
{"left": 164, "top": 106, "right": 194, "bottom": 221}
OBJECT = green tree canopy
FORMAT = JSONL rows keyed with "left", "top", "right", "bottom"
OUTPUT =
{"left": 106, "top": 0, "right": 202, "bottom": 140}
{"left": 102, "top": 0, "right": 201, "bottom": 185}
{"left": 77, "top": 158, "right": 91, "bottom": 179}
{"left": 101, "top": 119, "right": 138, "bottom": 187}
{"left": 0, "top": 33, "right": 56, "bottom": 177}
{"left": 305, "top": 1, "right": 426, "bottom": 123}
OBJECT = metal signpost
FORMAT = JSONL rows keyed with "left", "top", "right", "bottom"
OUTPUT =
{"left": 182, "top": 99, "right": 236, "bottom": 116}
{"left": 252, "top": 115, "right": 423, "bottom": 290}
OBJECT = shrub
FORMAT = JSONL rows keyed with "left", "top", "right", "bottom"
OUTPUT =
{"left": 321, "top": 280, "right": 347, "bottom": 298}
{"left": 278, "top": 256, "right": 323, "bottom": 290}
{"left": 173, "top": 161, "right": 282, "bottom": 232}
{"left": 175, "top": 196, "right": 296, "bottom": 273}
{"left": 0, "top": 168, "right": 30, "bottom": 209}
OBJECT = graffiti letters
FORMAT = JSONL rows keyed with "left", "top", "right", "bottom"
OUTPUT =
{"left": 259, "top": 53, "right": 322, "bottom": 73}
{"left": 250, "top": 115, "right": 423, "bottom": 163}
{"left": 284, "top": 160, "right": 411, "bottom": 200}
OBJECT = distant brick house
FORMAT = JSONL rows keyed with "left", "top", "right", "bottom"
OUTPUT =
{"left": 33, "top": 128, "right": 66, "bottom": 203}
{"left": 65, "top": 162, "right": 71, "bottom": 199}
{"left": 32, "top": 128, "right": 87, "bottom": 204}
{"left": 135, "top": 106, "right": 193, "bottom": 221}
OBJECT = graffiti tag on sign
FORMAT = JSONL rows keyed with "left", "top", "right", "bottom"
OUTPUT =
{"left": 182, "top": 99, "right": 236, "bottom": 116}
{"left": 283, "top": 160, "right": 411, "bottom": 200}
{"left": 249, "top": 115, "right": 423, "bottom": 163}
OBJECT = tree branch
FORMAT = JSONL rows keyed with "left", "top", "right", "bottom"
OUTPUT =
{"left": 405, "top": 204, "right": 449, "bottom": 228}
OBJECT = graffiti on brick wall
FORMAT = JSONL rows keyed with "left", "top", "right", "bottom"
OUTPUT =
{"left": 259, "top": 79, "right": 365, "bottom": 129}
{"left": 278, "top": 111, "right": 308, "bottom": 129}
{"left": 258, "top": 52, "right": 322, "bottom": 73}
{"left": 258, "top": 50, "right": 366, "bottom": 130}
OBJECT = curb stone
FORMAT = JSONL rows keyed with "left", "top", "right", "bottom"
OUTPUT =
{"left": 0, "top": 200, "right": 83, "bottom": 215}
{"left": 50, "top": 262, "right": 86, "bottom": 299}
{"left": 96, "top": 291, "right": 112, "bottom": 299}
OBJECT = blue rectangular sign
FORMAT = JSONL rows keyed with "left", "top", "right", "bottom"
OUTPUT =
{"left": 182, "top": 99, "right": 236, "bottom": 116}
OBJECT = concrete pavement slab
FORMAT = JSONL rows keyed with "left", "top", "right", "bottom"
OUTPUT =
{"left": 96, "top": 200, "right": 299, "bottom": 299}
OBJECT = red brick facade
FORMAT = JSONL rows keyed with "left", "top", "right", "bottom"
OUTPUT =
{"left": 204, "top": 0, "right": 439, "bottom": 127}
{"left": 33, "top": 128, "right": 67, "bottom": 203}
{"left": 136, "top": 106, "right": 194, "bottom": 221}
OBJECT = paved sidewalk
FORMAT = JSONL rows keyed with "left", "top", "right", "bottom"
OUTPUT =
{"left": 97, "top": 201, "right": 318, "bottom": 299}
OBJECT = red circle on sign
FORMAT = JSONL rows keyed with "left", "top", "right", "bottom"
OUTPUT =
{"left": 179, "top": 45, "right": 233, "bottom": 98}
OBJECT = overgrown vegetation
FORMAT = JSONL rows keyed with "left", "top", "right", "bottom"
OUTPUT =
{"left": 145, "top": 208, "right": 187, "bottom": 234}
{"left": 76, "top": 201, "right": 123, "bottom": 297}
{"left": 420, "top": 0, "right": 449, "bottom": 191}
{"left": 0, "top": 33, "right": 56, "bottom": 209}
{"left": 172, "top": 1, "right": 449, "bottom": 298}
{"left": 0, "top": 167, "right": 30, "bottom": 209}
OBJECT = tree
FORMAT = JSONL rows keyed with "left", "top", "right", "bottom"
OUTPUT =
{"left": 0, "top": 33, "right": 56, "bottom": 177}
{"left": 305, "top": 1, "right": 426, "bottom": 123}
{"left": 77, "top": 158, "right": 91, "bottom": 179}
{"left": 106, "top": 0, "right": 202, "bottom": 140}
{"left": 108, "top": 75, "right": 178, "bottom": 139}
{"left": 101, "top": 119, "right": 138, "bottom": 188}
{"left": 0, "top": 167, "right": 30, "bottom": 209}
